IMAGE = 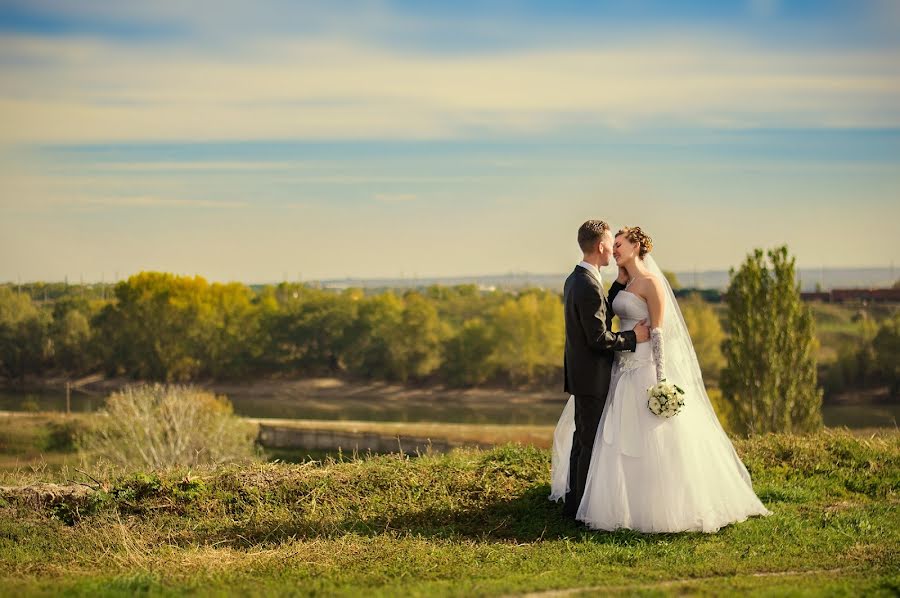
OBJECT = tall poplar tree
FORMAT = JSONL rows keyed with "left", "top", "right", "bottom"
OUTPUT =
{"left": 721, "top": 246, "right": 822, "bottom": 434}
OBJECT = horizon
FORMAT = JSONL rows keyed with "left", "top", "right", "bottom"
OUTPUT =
{"left": 1, "top": 1, "right": 898, "bottom": 281}
{"left": 3, "top": 264, "right": 896, "bottom": 292}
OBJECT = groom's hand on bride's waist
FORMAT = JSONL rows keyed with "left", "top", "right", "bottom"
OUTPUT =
{"left": 634, "top": 319, "right": 650, "bottom": 343}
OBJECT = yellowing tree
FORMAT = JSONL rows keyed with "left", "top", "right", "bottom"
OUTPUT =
{"left": 680, "top": 294, "right": 725, "bottom": 382}
{"left": 489, "top": 290, "right": 564, "bottom": 386}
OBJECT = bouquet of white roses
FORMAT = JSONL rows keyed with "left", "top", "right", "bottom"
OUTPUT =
{"left": 647, "top": 380, "right": 685, "bottom": 418}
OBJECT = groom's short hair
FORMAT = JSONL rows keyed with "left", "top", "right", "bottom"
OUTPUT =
{"left": 578, "top": 220, "right": 609, "bottom": 252}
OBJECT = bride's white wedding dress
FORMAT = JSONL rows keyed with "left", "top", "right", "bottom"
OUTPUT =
{"left": 550, "top": 255, "right": 772, "bottom": 533}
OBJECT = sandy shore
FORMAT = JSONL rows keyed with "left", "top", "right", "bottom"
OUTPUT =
{"left": 2, "top": 375, "right": 566, "bottom": 406}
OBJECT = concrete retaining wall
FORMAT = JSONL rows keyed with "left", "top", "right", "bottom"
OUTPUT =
{"left": 257, "top": 424, "right": 492, "bottom": 456}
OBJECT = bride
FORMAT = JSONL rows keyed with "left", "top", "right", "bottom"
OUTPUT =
{"left": 550, "top": 226, "right": 772, "bottom": 533}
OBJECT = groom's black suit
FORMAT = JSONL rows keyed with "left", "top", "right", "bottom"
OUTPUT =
{"left": 562, "top": 265, "right": 637, "bottom": 518}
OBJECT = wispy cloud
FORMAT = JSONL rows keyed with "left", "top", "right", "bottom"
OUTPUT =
{"left": 95, "top": 161, "right": 328, "bottom": 172}
{"left": 1, "top": 32, "right": 898, "bottom": 144}
{"left": 374, "top": 193, "right": 417, "bottom": 202}
{"left": 52, "top": 195, "right": 248, "bottom": 210}
{"left": 1, "top": 1, "right": 898, "bottom": 281}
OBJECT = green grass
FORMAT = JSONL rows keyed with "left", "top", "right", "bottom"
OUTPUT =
{"left": 251, "top": 417, "right": 555, "bottom": 447}
{"left": 0, "top": 412, "right": 88, "bottom": 472}
{"left": 0, "top": 428, "right": 898, "bottom": 596}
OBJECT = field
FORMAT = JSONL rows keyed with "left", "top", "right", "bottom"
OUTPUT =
{"left": 0, "top": 428, "right": 897, "bottom": 596}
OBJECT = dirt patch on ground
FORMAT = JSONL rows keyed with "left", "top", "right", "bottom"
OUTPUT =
{"left": 0, "top": 482, "right": 96, "bottom": 509}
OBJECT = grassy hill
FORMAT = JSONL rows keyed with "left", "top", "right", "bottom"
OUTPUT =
{"left": 0, "top": 428, "right": 898, "bottom": 596}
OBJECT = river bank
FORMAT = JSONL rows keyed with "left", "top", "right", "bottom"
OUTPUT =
{"left": 1, "top": 375, "right": 897, "bottom": 428}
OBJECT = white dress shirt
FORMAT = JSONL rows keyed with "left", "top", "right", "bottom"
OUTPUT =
{"left": 577, "top": 260, "right": 603, "bottom": 285}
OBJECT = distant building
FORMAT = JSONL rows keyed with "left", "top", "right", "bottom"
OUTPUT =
{"left": 800, "top": 291, "right": 831, "bottom": 302}
{"left": 801, "top": 288, "right": 900, "bottom": 303}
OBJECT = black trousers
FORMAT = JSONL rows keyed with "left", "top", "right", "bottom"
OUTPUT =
{"left": 562, "top": 393, "right": 605, "bottom": 517}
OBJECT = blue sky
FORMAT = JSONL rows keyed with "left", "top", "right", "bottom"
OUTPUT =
{"left": 1, "top": 0, "right": 898, "bottom": 282}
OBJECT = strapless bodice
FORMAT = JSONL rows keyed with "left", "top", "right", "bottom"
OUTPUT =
{"left": 613, "top": 289, "right": 652, "bottom": 362}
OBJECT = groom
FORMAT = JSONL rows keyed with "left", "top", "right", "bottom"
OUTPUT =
{"left": 562, "top": 220, "right": 649, "bottom": 519}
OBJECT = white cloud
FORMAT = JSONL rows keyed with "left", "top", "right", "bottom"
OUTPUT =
{"left": 374, "top": 193, "right": 417, "bottom": 202}
{"left": 0, "top": 33, "right": 898, "bottom": 144}
{"left": 97, "top": 161, "right": 325, "bottom": 172}
{"left": 57, "top": 196, "right": 249, "bottom": 208}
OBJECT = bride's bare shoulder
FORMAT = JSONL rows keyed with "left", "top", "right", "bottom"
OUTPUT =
{"left": 646, "top": 274, "right": 667, "bottom": 298}
{"left": 630, "top": 273, "right": 665, "bottom": 300}
{"left": 647, "top": 273, "right": 666, "bottom": 289}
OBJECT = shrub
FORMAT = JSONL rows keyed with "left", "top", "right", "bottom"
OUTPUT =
{"left": 77, "top": 383, "right": 259, "bottom": 469}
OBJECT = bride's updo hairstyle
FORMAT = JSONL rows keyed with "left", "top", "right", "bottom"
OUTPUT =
{"left": 616, "top": 226, "right": 653, "bottom": 259}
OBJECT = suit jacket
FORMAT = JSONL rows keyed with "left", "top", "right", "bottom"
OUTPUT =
{"left": 563, "top": 265, "right": 637, "bottom": 396}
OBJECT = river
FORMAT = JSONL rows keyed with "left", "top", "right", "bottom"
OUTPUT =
{"left": 0, "top": 387, "right": 897, "bottom": 429}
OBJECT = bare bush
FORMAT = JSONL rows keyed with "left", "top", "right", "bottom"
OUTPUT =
{"left": 78, "top": 383, "right": 259, "bottom": 468}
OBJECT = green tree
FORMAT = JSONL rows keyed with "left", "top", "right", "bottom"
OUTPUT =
{"left": 94, "top": 272, "right": 213, "bottom": 381}
{"left": 426, "top": 284, "right": 503, "bottom": 327}
{"left": 202, "top": 282, "right": 265, "bottom": 378}
{"left": 441, "top": 318, "right": 496, "bottom": 386}
{"left": 680, "top": 294, "right": 725, "bottom": 381}
{"left": 721, "top": 246, "right": 822, "bottom": 434}
{"left": 0, "top": 287, "right": 51, "bottom": 380}
{"left": 872, "top": 313, "right": 900, "bottom": 396}
{"left": 394, "top": 292, "right": 447, "bottom": 382}
{"left": 268, "top": 287, "right": 358, "bottom": 375}
{"left": 345, "top": 292, "right": 405, "bottom": 380}
{"left": 823, "top": 319, "right": 878, "bottom": 396}
{"left": 488, "top": 290, "right": 564, "bottom": 386}
{"left": 47, "top": 295, "right": 107, "bottom": 375}
{"left": 52, "top": 309, "right": 93, "bottom": 373}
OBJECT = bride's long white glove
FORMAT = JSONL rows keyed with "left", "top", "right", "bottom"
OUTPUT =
{"left": 650, "top": 327, "right": 666, "bottom": 382}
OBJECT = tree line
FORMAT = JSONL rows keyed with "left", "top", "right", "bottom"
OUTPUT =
{"left": 0, "top": 272, "right": 569, "bottom": 387}
{"left": 1, "top": 271, "right": 733, "bottom": 388}
{"left": 2, "top": 246, "right": 896, "bottom": 436}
